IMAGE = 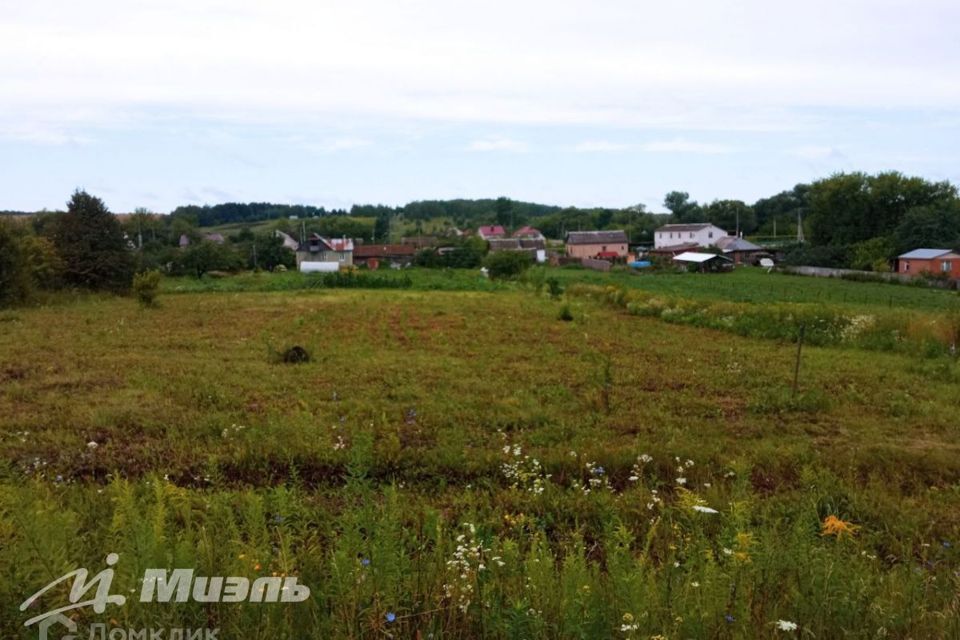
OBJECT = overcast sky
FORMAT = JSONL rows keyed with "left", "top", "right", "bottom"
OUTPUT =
{"left": 1, "top": 0, "right": 958, "bottom": 212}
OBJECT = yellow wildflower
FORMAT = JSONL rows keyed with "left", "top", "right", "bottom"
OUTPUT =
{"left": 821, "top": 515, "right": 859, "bottom": 539}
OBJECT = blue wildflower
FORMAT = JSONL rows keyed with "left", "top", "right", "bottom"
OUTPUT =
{"left": 942, "top": 541, "right": 952, "bottom": 549}
{"left": 725, "top": 614, "right": 735, "bottom": 624}
{"left": 385, "top": 612, "right": 396, "bottom": 623}
{"left": 361, "top": 558, "right": 371, "bottom": 567}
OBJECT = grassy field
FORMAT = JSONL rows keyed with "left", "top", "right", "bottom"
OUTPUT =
{"left": 2, "top": 283, "right": 960, "bottom": 637}
{"left": 162, "top": 266, "right": 960, "bottom": 312}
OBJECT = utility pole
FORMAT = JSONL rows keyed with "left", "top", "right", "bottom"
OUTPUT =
{"left": 796, "top": 211, "right": 805, "bottom": 243}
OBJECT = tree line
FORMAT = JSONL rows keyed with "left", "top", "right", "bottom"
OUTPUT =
{"left": 3, "top": 170, "right": 960, "bottom": 307}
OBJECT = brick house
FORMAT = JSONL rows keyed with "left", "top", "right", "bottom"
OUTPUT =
{"left": 897, "top": 248, "right": 960, "bottom": 278}
{"left": 565, "top": 230, "right": 629, "bottom": 260}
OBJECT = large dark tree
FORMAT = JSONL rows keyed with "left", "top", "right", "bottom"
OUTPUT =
{"left": 893, "top": 200, "right": 960, "bottom": 254}
{"left": 0, "top": 221, "right": 31, "bottom": 306}
{"left": 51, "top": 190, "right": 134, "bottom": 292}
{"left": 701, "top": 199, "right": 756, "bottom": 235}
{"left": 807, "top": 172, "right": 957, "bottom": 246}
{"left": 663, "top": 191, "right": 702, "bottom": 222}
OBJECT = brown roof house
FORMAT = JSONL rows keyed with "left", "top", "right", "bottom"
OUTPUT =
{"left": 565, "top": 230, "right": 629, "bottom": 260}
{"left": 353, "top": 243, "right": 417, "bottom": 269}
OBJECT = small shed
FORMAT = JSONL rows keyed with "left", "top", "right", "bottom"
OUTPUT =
{"left": 672, "top": 251, "right": 733, "bottom": 272}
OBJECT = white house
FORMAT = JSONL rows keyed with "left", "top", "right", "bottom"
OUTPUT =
{"left": 654, "top": 223, "right": 728, "bottom": 249}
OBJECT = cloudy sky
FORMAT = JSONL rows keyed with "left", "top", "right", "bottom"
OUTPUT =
{"left": 1, "top": 0, "right": 958, "bottom": 212}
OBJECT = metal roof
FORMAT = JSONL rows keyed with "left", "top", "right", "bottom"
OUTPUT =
{"left": 655, "top": 223, "right": 723, "bottom": 232}
{"left": 566, "top": 230, "right": 629, "bottom": 244}
{"left": 673, "top": 251, "right": 731, "bottom": 263}
{"left": 898, "top": 248, "right": 953, "bottom": 260}
{"left": 716, "top": 237, "right": 763, "bottom": 252}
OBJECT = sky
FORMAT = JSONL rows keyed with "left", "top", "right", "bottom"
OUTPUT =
{"left": 1, "top": 0, "right": 959, "bottom": 213}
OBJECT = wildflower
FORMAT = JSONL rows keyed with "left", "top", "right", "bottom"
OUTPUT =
{"left": 676, "top": 477, "right": 687, "bottom": 485}
{"left": 725, "top": 614, "right": 735, "bottom": 624}
{"left": 361, "top": 558, "right": 371, "bottom": 566}
{"left": 690, "top": 581, "right": 700, "bottom": 588}
{"left": 385, "top": 612, "right": 396, "bottom": 623}
{"left": 942, "top": 541, "right": 952, "bottom": 549}
{"left": 692, "top": 505, "right": 718, "bottom": 514}
{"left": 821, "top": 515, "right": 859, "bottom": 539}
{"left": 775, "top": 620, "right": 798, "bottom": 632}
{"left": 722, "top": 548, "right": 733, "bottom": 556}
{"left": 622, "top": 613, "right": 634, "bottom": 623}
{"left": 86, "top": 441, "right": 98, "bottom": 450}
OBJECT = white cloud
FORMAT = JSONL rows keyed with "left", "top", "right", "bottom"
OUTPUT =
{"left": 467, "top": 137, "right": 529, "bottom": 152}
{"left": 639, "top": 139, "right": 736, "bottom": 154}
{"left": 0, "top": 0, "right": 958, "bottom": 137}
{"left": 573, "top": 140, "right": 631, "bottom": 152}
{"left": 789, "top": 145, "right": 844, "bottom": 160}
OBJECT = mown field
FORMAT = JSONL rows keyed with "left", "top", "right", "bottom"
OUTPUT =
{"left": 1, "top": 281, "right": 959, "bottom": 637}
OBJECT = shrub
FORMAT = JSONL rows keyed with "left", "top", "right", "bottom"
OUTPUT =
{"left": 132, "top": 270, "right": 162, "bottom": 307}
{"left": 484, "top": 251, "right": 533, "bottom": 280}
{"left": 557, "top": 304, "right": 574, "bottom": 321}
{"left": 0, "top": 221, "right": 32, "bottom": 307}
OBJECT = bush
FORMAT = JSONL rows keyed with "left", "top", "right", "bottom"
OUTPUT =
{"left": 0, "top": 221, "right": 32, "bottom": 307}
{"left": 483, "top": 251, "right": 533, "bottom": 280}
{"left": 132, "top": 270, "right": 162, "bottom": 307}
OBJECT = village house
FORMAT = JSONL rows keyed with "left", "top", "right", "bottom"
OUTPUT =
{"left": 512, "top": 226, "right": 547, "bottom": 250}
{"left": 654, "top": 223, "right": 727, "bottom": 249}
{"left": 715, "top": 236, "right": 767, "bottom": 265}
{"left": 897, "top": 248, "right": 960, "bottom": 278}
{"left": 565, "top": 230, "right": 629, "bottom": 260}
{"left": 275, "top": 230, "right": 300, "bottom": 252}
{"left": 295, "top": 234, "right": 353, "bottom": 270}
{"left": 353, "top": 243, "right": 417, "bottom": 269}
{"left": 179, "top": 232, "right": 226, "bottom": 248}
{"left": 477, "top": 225, "right": 506, "bottom": 241}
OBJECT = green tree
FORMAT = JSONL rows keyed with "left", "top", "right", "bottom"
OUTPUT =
{"left": 850, "top": 236, "right": 896, "bottom": 271}
{"left": 179, "top": 241, "right": 243, "bottom": 278}
{"left": 807, "top": 172, "right": 957, "bottom": 246}
{"left": 483, "top": 251, "right": 532, "bottom": 279}
{"left": 663, "top": 191, "right": 702, "bottom": 222}
{"left": 0, "top": 220, "right": 32, "bottom": 306}
{"left": 893, "top": 201, "right": 960, "bottom": 254}
{"left": 51, "top": 190, "right": 134, "bottom": 291}
{"left": 701, "top": 199, "right": 756, "bottom": 235}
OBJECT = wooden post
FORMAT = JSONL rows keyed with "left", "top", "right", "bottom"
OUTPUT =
{"left": 793, "top": 324, "right": 806, "bottom": 395}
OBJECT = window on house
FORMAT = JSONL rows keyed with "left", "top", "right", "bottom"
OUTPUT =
{"left": 708, "top": 232, "right": 714, "bottom": 238}
{"left": 689, "top": 232, "right": 694, "bottom": 238}
{"left": 904, "top": 261, "right": 910, "bottom": 272}
{"left": 602, "top": 245, "right": 607, "bottom": 251}
{"left": 943, "top": 261, "right": 951, "bottom": 273}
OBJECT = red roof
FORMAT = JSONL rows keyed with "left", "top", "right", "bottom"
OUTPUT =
{"left": 513, "top": 226, "right": 545, "bottom": 239}
{"left": 477, "top": 225, "right": 506, "bottom": 239}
